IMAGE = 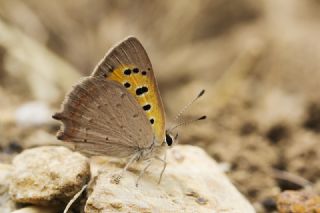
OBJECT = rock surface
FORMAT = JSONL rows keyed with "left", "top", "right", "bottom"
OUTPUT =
{"left": 0, "top": 163, "right": 16, "bottom": 213}
{"left": 7, "top": 145, "right": 254, "bottom": 212}
{"left": 9, "top": 146, "right": 90, "bottom": 205}
{"left": 277, "top": 190, "right": 320, "bottom": 213}
{"left": 86, "top": 145, "right": 255, "bottom": 213}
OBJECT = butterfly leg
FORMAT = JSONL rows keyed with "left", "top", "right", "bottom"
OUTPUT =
{"left": 122, "top": 152, "right": 139, "bottom": 175}
{"left": 135, "top": 160, "right": 153, "bottom": 187}
{"left": 111, "top": 152, "right": 139, "bottom": 184}
{"left": 157, "top": 151, "right": 167, "bottom": 184}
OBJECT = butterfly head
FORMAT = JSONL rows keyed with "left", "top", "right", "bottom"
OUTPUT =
{"left": 164, "top": 130, "right": 178, "bottom": 146}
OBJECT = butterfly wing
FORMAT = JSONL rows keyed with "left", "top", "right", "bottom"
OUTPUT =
{"left": 93, "top": 37, "right": 165, "bottom": 144}
{"left": 53, "top": 77, "right": 154, "bottom": 158}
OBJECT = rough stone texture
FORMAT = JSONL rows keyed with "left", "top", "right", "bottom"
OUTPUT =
{"left": 0, "top": 163, "right": 16, "bottom": 213}
{"left": 9, "top": 146, "right": 90, "bottom": 205}
{"left": 277, "top": 190, "right": 320, "bottom": 213}
{"left": 86, "top": 145, "right": 255, "bottom": 213}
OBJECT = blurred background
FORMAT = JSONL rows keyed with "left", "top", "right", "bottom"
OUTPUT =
{"left": 1, "top": 0, "right": 320, "bottom": 212}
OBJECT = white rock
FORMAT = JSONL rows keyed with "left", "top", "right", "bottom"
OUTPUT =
{"left": 86, "top": 145, "right": 255, "bottom": 213}
{"left": 15, "top": 101, "right": 52, "bottom": 127}
{"left": 9, "top": 146, "right": 90, "bottom": 205}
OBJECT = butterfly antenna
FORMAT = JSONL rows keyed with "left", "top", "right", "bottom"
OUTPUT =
{"left": 174, "top": 89, "right": 205, "bottom": 123}
{"left": 170, "top": 115, "right": 206, "bottom": 132}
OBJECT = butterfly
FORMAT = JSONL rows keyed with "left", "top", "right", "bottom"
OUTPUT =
{"left": 53, "top": 37, "right": 205, "bottom": 186}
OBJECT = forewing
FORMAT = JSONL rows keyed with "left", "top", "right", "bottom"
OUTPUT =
{"left": 53, "top": 77, "right": 153, "bottom": 158}
{"left": 93, "top": 37, "right": 165, "bottom": 144}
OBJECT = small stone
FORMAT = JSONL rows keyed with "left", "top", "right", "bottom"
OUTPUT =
{"left": 277, "top": 190, "right": 320, "bottom": 213}
{"left": 185, "top": 189, "right": 200, "bottom": 198}
{"left": 9, "top": 146, "right": 90, "bottom": 205}
{"left": 196, "top": 197, "right": 208, "bottom": 205}
{"left": 15, "top": 102, "right": 53, "bottom": 128}
{"left": 110, "top": 201, "right": 123, "bottom": 209}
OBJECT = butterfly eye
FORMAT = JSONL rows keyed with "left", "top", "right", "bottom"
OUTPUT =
{"left": 165, "top": 134, "right": 173, "bottom": 146}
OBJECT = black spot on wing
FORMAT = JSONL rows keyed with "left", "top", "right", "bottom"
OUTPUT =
{"left": 124, "top": 82, "right": 131, "bottom": 88}
{"left": 150, "top": 118, "right": 154, "bottom": 124}
{"left": 143, "top": 104, "right": 151, "bottom": 111}
{"left": 136, "top": 86, "right": 148, "bottom": 96}
{"left": 133, "top": 68, "right": 139, "bottom": 73}
{"left": 124, "top": 69, "right": 131, "bottom": 75}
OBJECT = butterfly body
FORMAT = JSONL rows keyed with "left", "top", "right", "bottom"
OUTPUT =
{"left": 136, "top": 142, "right": 167, "bottom": 162}
{"left": 53, "top": 37, "right": 174, "bottom": 184}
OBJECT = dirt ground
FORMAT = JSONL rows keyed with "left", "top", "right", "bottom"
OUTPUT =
{"left": 1, "top": 1, "right": 320, "bottom": 212}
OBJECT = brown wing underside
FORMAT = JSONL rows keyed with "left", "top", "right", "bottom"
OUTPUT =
{"left": 53, "top": 77, "right": 154, "bottom": 158}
